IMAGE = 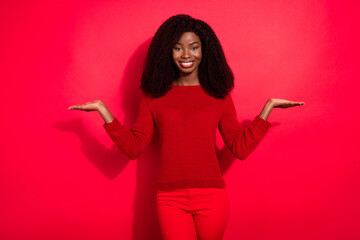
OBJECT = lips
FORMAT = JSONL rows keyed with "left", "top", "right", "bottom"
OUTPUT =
{"left": 179, "top": 61, "right": 195, "bottom": 68}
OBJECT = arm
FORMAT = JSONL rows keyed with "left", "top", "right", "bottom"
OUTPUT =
{"left": 258, "top": 100, "right": 273, "bottom": 121}
{"left": 218, "top": 95, "right": 271, "bottom": 160}
{"left": 68, "top": 94, "right": 155, "bottom": 160}
{"left": 218, "top": 96, "right": 305, "bottom": 160}
{"left": 103, "top": 95, "right": 155, "bottom": 160}
{"left": 98, "top": 103, "right": 115, "bottom": 124}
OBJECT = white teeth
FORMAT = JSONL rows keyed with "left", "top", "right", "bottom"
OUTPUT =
{"left": 180, "top": 61, "right": 194, "bottom": 67}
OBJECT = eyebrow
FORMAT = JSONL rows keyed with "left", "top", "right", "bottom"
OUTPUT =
{"left": 176, "top": 42, "right": 200, "bottom": 45}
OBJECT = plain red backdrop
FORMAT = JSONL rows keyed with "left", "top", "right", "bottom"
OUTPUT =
{"left": 1, "top": 0, "right": 359, "bottom": 239}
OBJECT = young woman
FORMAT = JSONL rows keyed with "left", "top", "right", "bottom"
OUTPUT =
{"left": 69, "top": 14, "right": 304, "bottom": 240}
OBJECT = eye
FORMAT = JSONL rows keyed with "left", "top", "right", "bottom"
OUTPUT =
{"left": 174, "top": 47, "right": 181, "bottom": 51}
{"left": 191, "top": 46, "right": 199, "bottom": 50}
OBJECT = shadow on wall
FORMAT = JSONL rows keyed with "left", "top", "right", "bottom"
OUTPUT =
{"left": 53, "top": 39, "right": 254, "bottom": 240}
{"left": 52, "top": 118, "right": 129, "bottom": 179}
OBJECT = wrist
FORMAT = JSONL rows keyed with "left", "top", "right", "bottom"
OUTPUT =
{"left": 97, "top": 101, "right": 107, "bottom": 112}
{"left": 97, "top": 102, "right": 114, "bottom": 124}
{"left": 266, "top": 99, "right": 275, "bottom": 109}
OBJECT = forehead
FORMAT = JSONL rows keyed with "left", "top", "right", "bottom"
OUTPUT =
{"left": 176, "top": 32, "right": 201, "bottom": 44}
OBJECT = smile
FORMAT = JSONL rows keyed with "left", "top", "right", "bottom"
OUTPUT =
{"left": 179, "top": 61, "right": 195, "bottom": 68}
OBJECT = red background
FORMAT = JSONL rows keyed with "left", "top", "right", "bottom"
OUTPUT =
{"left": 1, "top": 0, "right": 359, "bottom": 239}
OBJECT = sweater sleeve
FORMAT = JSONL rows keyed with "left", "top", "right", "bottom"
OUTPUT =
{"left": 103, "top": 94, "right": 155, "bottom": 160}
{"left": 218, "top": 94, "right": 271, "bottom": 160}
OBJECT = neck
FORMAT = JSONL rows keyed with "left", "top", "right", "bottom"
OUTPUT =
{"left": 173, "top": 71, "right": 200, "bottom": 86}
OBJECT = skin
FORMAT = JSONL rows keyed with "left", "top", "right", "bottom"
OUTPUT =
{"left": 68, "top": 31, "right": 305, "bottom": 123}
{"left": 171, "top": 32, "right": 202, "bottom": 86}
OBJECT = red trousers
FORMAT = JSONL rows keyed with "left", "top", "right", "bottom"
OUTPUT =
{"left": 156, "top": 187, "right": 230, "bottom": 240}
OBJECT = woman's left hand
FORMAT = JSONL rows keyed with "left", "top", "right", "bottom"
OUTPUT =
{"left": 268, "top": 98, "right": 305, "bottom": 108}
{"left": 259, "top": 98, "right": 305, "bottom": 121}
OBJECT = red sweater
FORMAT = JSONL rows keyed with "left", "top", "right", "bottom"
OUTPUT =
{"left": 104, "top": 85, "right": 271, "bottom": 190}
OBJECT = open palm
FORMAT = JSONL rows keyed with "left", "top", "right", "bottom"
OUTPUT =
{"left": 68, "top": 100, "right": 103, "bottom": 112}
{"left": 270, "top": 98, "right": 305, "bottom": 108}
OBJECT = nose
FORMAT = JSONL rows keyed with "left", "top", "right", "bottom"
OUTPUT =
{"left": 181, "top": 48, "right": 191, "bottom": 58}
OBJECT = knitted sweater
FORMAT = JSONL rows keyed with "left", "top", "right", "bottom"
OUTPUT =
{"left": 103, "top": 85, "right": 271, "bottom": 190}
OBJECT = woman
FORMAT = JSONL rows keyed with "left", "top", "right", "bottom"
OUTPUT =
{"left": 69, "top": 14, "right": 304, "bottom": 240}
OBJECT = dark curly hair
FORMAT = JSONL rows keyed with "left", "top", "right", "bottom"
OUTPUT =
{"left": 140, "top": 14, "right": 234, "bottom": 99}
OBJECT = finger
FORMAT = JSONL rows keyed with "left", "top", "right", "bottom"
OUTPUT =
{"left": 295, "top": 102, "right": 305, "bottom": 105}
{"left": 68, "top": 105, "right": 77, "bottom": 110}
{"left": 288, "top": 102, "right": 305, "bottom": 107}
{"left": 276, "top": 104, "right": 302, "bottom": 108}
{"left": 68, "top": 104, "right": 84, "bottom": 110}
{"left": 287, "top": 101, "right": 305, "bottom": 106}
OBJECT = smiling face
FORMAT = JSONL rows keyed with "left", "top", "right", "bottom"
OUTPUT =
{"left": 172, "top": 32, "right": 202, "bottom": 77}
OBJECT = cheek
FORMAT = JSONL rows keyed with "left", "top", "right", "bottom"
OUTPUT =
{"left": 172, "top": 54, "right": 177, "bottom": 64}
{"left": 172, "top": 51, "right": 180, "bottom": 61}
{"left": 196, "top": 51, "right": 202, "bottom": 61}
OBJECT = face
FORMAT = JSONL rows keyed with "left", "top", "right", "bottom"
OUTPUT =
{"left": 172, "top": 32, "right": 202, "bottom": 76}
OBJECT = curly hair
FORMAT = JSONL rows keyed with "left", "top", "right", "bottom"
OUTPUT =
{"left": 140, "top": 14, "right": 234, "bottom": 99}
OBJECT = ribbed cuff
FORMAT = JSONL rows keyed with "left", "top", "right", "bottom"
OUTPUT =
{"left": 103, "top": 118, "right": 121, "bottom": 131}
{"left": 253, "top": 115, "right": 271, "bottom": 132}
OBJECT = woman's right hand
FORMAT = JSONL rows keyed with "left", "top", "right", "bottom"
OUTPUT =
{"left": 68, "top": 100, "right": 104, "bottom": 112}
{"left": 68, "top": 100, "right": 115, "bottom": 123}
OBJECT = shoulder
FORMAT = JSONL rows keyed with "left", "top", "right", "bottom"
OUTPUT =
{"left": 140, "top": 91, "right": 155, "bottom": 102}
{"left": 139, "top": 91, "right": 157, "bottom": 114}
{"left": 220, "top": 92, "right": 238, "bottom": 116}
{"left": 222, "top": 92, "right": 234, "bottom": 106}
